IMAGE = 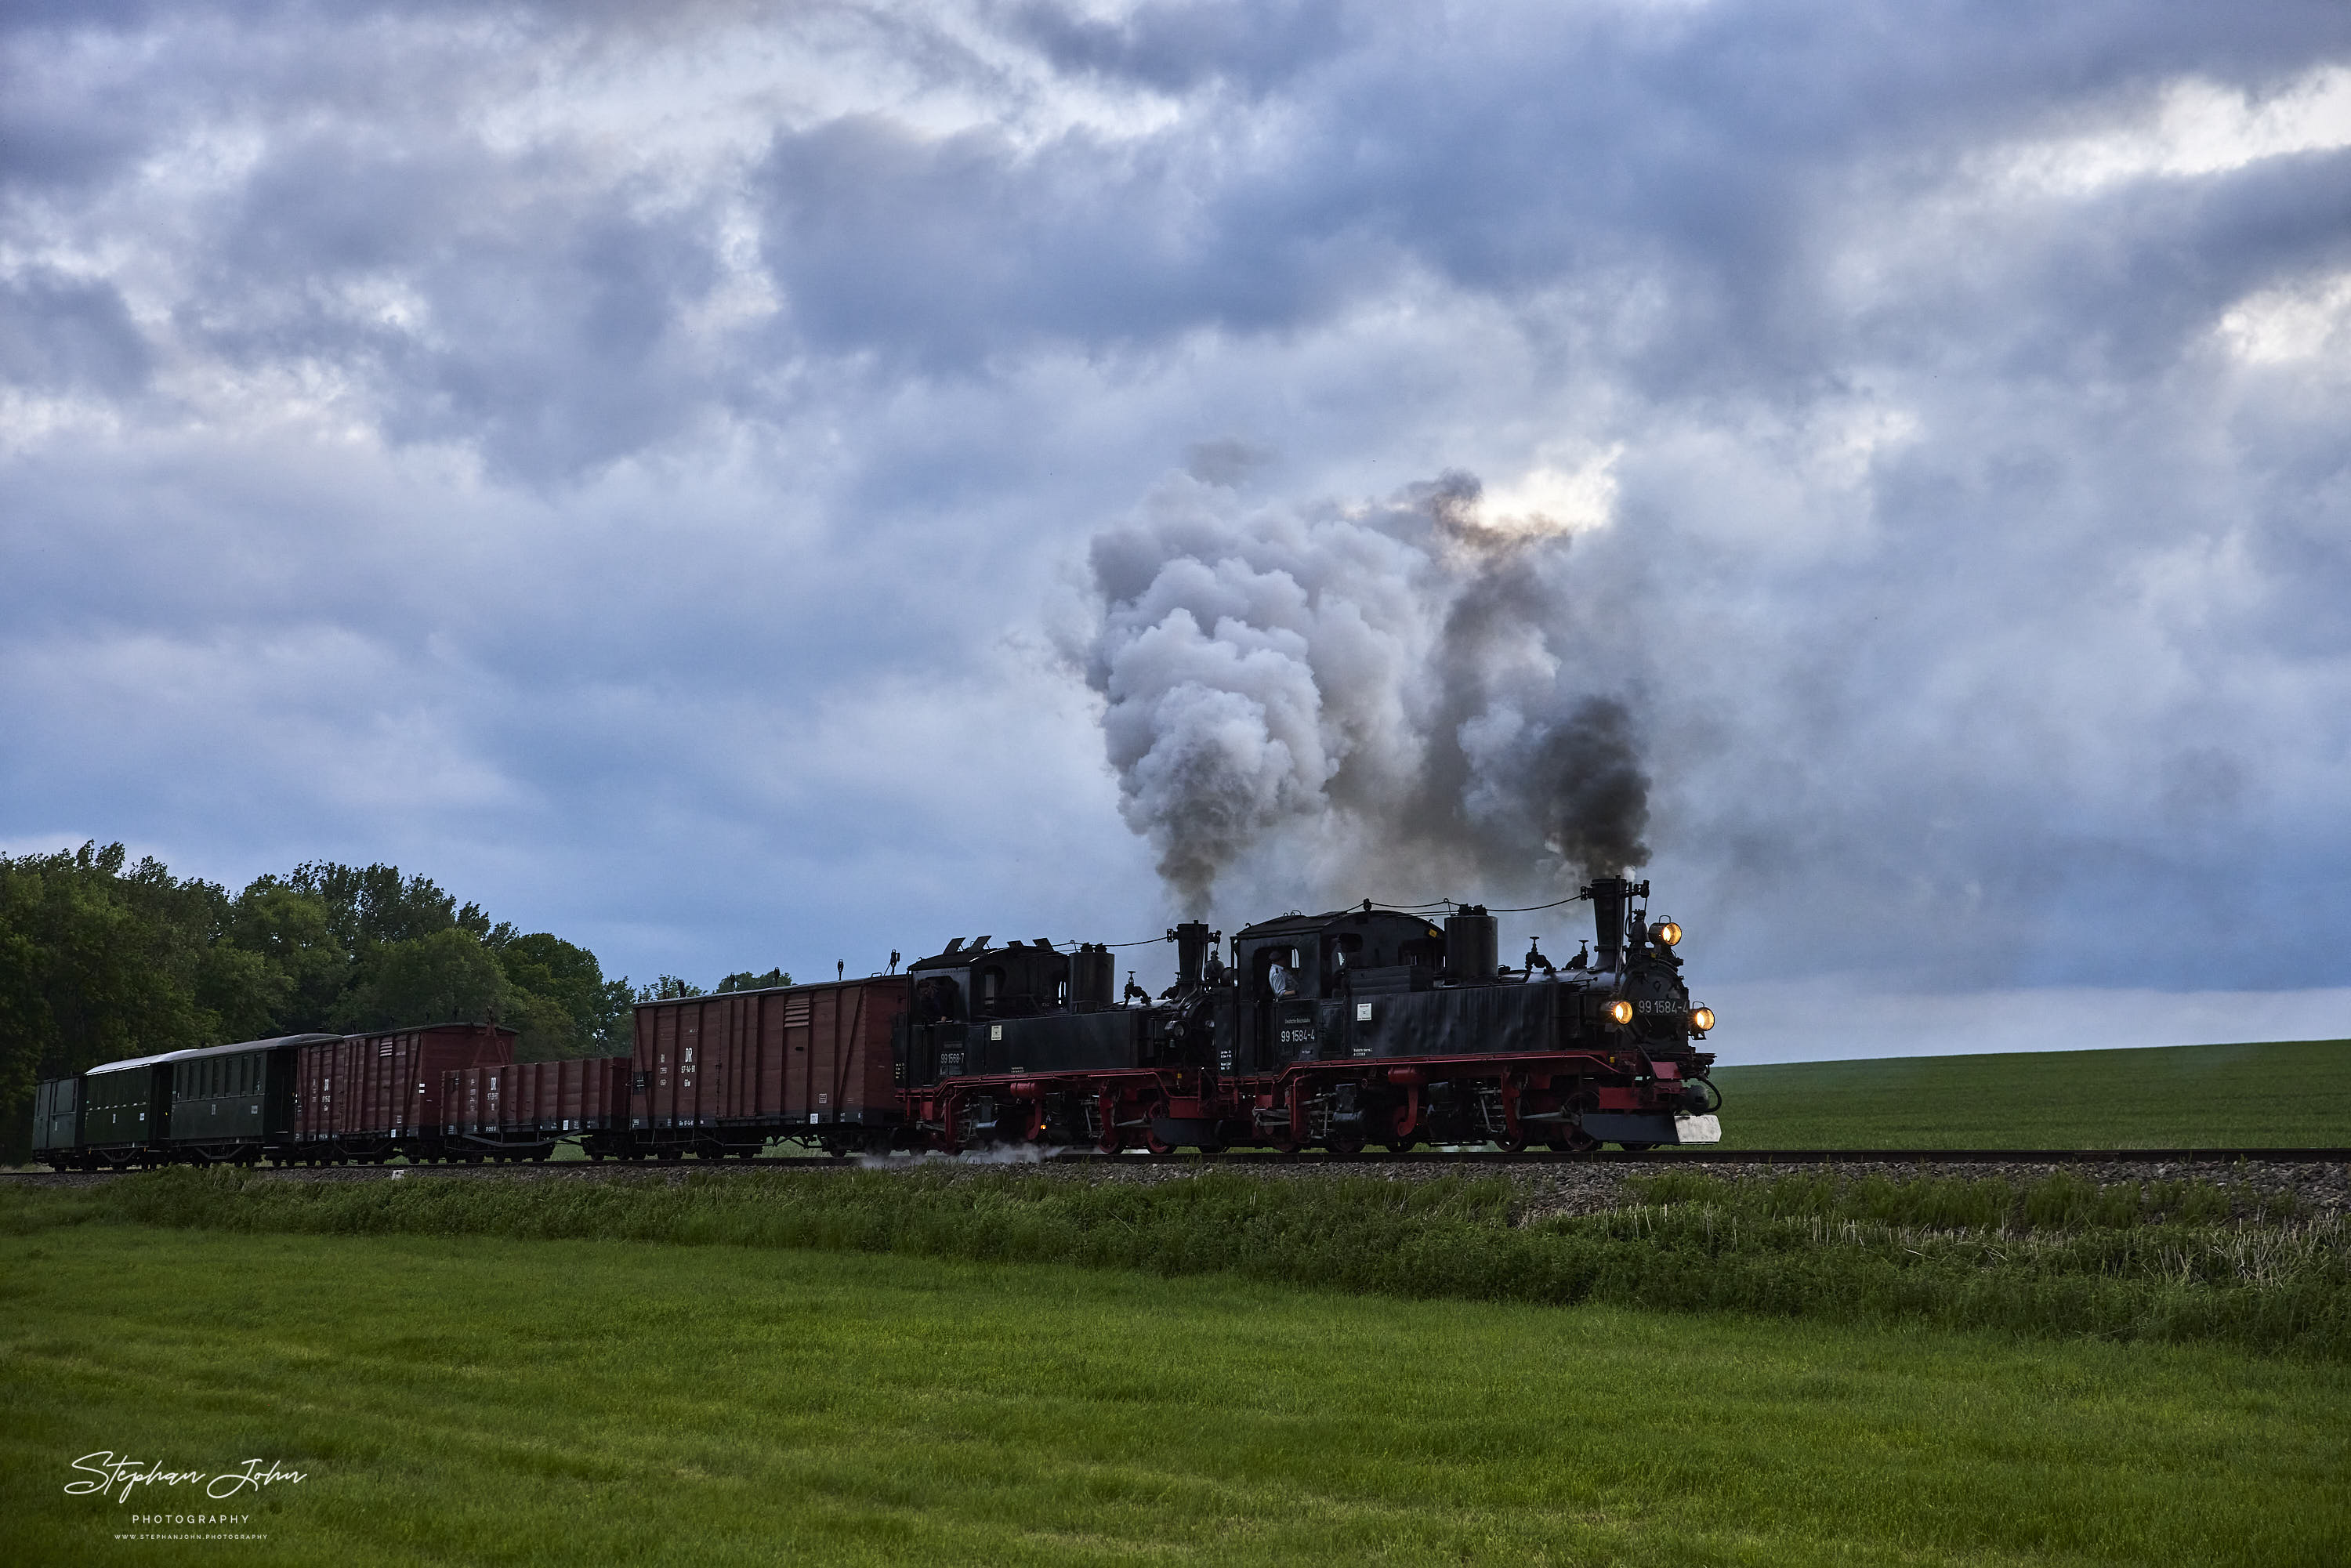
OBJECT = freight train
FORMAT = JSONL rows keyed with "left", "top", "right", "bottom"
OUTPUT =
{"left": 29, "top": 877, "right": 1719, "bottom": 1168}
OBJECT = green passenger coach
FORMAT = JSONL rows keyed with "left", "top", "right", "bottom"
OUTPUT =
{"left": 164, "top": 1035, "right": 339, "bottom": 1163}
{"left": 54, "top": 1034, "right": 340, "bottom": 1169}
{"left": 31, "top": 1077, "right": 84, "bottom": 1164}
{"left": 79, "top": 1053, "right": 177, "bottom": 1166}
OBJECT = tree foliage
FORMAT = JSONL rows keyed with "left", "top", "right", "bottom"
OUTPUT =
{"left": 715, "top": 968, "right": 792, "bottom": 994}
{"left": 0, "top": 844, "right": 645, "bottom": 1162}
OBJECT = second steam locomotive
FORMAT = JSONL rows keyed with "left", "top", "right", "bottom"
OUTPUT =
{"left": 33, "top": 876, "right": 1720, "bottom": 1167}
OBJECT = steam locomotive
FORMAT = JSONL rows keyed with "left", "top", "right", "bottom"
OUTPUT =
{"left": 890, "top": 875, "right": 1718, "bottom": 1154}
{"left": 31, "top": 876, "right": 1719, "bottom": 1168}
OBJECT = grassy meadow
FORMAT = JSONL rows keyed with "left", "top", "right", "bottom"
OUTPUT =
{"left": 7, "top": 1219, "right": 2350, "bottom": 1567}
{"left": 1708, "top": 1037, "right": 2351, "bottom": 1149}
{"left": 12, "top": 1162, "right": 2349, "bottom": 1358}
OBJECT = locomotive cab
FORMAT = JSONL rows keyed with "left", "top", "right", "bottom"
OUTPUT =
{"left": 902, "top": 937, "right": 1144, "bottom": 1083}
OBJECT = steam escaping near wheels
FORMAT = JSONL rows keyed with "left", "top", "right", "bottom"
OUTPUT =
{"left": 1083, "top": 469, "right": 1649, "bottom": 916}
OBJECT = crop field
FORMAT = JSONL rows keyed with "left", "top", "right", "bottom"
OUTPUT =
{"left": 1707, "top": 1037, "right": 2351, "bottom": 1149}
{"left": 6, "top": 1214, "right": 2349, "bottom": 1568}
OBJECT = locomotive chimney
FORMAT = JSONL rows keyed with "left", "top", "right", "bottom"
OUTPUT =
{"left": 1172, "top": 922, "right": 1212, "bottom": 990}
{"left": 1444, "top": 905, "right": 1498, "bottom": 983}
{"left": 1586, "top": 877, "right": 1628, "bottom": 971}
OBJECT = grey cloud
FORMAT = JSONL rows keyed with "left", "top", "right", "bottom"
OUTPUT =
{"left": 753, "top": 114, "right": 1364, "bottom": 368}
{"left": 0, "top": 270, "right": 150, "bottom": 393}
{"left": 1183, "top": 438, "right": 1275, "bottom": 487}
{"left": 1002, "top": 0, "right": 1349, "bottom": 94}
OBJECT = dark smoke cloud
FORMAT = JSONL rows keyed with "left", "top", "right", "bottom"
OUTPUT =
{"left": 1085, "top": 469, "right": 1648, "bottom": 915}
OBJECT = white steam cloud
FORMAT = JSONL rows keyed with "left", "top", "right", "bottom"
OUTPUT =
{"left": 1083, "top": 469, "right": 1650, "bottom": 916}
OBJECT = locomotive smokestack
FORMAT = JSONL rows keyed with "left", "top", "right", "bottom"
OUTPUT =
{"left": 1586, "top": 877, "right": 1628, "bottom": 971}
{"left": 1171, "top": 922, "right": 1212, "bottom": 990}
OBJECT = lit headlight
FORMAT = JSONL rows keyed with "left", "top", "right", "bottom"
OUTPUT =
{"left": 1607, "top": 999, "right": 1634, "bottom": 1026}
{"left": 1650, "top": 921, "right": 1681, "bottom": 947}
{"left": 1690, "top": 1006, "right": 1715, "bottom": 1032}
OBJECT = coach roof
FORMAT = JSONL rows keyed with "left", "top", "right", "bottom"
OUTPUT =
{"left": 85, "top": 1033, "right": 342, "bottom": 1076}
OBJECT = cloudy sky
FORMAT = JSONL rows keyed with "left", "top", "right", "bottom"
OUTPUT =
{"left": 6, "top": 0, "right": 2350, "bottom": 1060}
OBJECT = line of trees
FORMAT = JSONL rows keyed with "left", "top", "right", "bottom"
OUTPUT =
{"left": 0, "top": 842, "right": 775, "bottom": 1164}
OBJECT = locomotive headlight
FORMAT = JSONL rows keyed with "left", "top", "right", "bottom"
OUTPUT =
{"left": 1690, "top": 1006, "right": 1715, "bottom": 1032}
{"left": 1607, "top": 998, "right": 1635, "bottom": 1026}
{"left": 1650, "top": 921, "right": 1682, "bottom": 947}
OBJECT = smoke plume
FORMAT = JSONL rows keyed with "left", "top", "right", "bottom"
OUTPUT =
{"left": 1084, "top": 469, "right": 1650, "bottom": 915}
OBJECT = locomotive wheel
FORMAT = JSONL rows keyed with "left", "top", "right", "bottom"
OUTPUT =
{"left": 1496, "top": 1135, "right": 1527, "bottom": 1154}
{"left": 1382, "top": 1136, "right": 1420, "bottom": 1153}
{"left": 1617, "top": 1143, "right": 1656, "bottom": 1153}
{"left": 1143, "top": 1126, "right": 1180, "bottom": 1157}
{"left": 1324, "top": 1128, "right": 1366, "bottom": 1157}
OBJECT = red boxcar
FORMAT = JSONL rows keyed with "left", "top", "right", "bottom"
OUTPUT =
{"left": 502, "top": 1056, "right": 631, "bottom": 1138}
{"left": 632, "top": 978, "right": 907, "bottom": 1153}
{"left": 442, "top": 1056, "right": 632, "bottom": 1158}
{"left": 293, "top": 1023, "right": 515, "bottom": 1161}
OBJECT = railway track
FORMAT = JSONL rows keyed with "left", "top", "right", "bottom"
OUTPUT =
{"left": 7, "top": 1146, "right": 2348, "bottom": 1179}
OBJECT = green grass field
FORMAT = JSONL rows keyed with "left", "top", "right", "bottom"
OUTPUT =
{"left": 5, "top": 1222, "right": 2349, "bottom": 1567}
{"left": 1708, "top": 1037, "right": 2351, "bottom": 1149}
{"left": 26, "top": 1163, "right": 2348, "bottom": 1360}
